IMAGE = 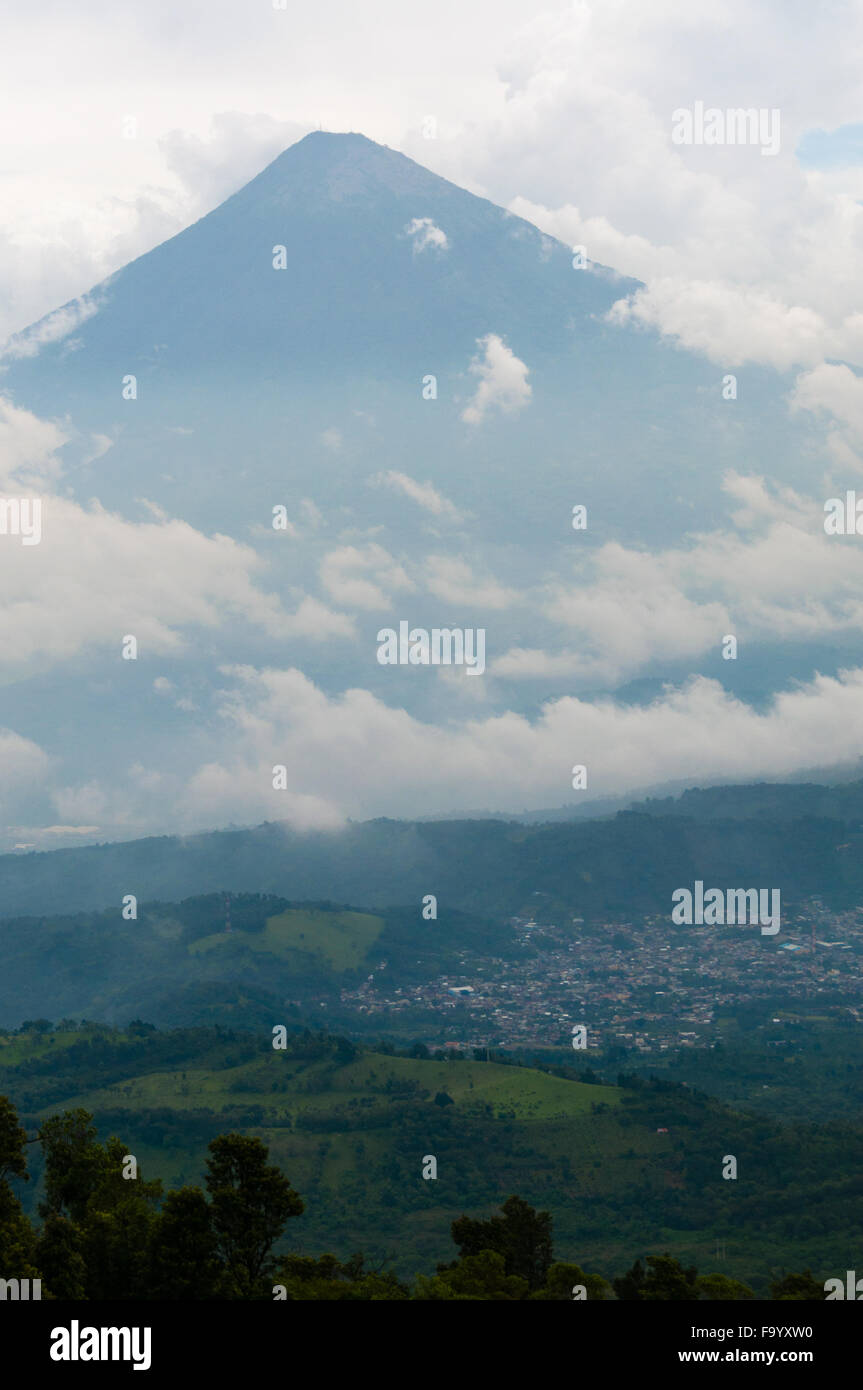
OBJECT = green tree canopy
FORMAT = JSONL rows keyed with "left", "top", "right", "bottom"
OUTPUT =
{"left": 615, "top": 1254, "right": 699, "bottom": 1301}
{"left": 696, "top": 1272, "right": 755, "bottom": 1301}
{"left": 449, "top": 1194, "right": 554, "bottom": 1291}
{"left": 205, "top": 1132, "right": 304, "bottom": 1298}
{"left": 148, "top": 1186, "right": 223, "bottom": 1299}
{"left": 416, "top": 1249, "right": 530, "bottom": 1300}
{"left": 769, "top": 1270, "right": 826, "bottom": 1300}
{"left": 530, "top": 1260, "right": 612, "bottom": 1301}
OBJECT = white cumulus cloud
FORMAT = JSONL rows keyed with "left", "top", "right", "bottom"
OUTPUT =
{"left": 461, "top": 333, "right": 532, "bottom": 425}
{"left": 405, "top": 216, "right": 449, "bottom": 252}
{"left": 369, "top": 470, "right": 463, "bottom": 521}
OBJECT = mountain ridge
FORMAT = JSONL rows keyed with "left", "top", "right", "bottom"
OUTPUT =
{"left": 2, "top": 777, "right": 863, "bottom": 922}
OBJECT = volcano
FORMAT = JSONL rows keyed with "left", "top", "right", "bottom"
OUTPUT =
{"left": 0, "top": 132, "right": 833, "bottom": 853}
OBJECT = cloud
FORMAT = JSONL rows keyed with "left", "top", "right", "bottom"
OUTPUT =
{"left": 300, "top": 498, "right": 324, "bottom": 529}
{"left": 0, "top": 397, "right": 354, "bottom": 671}
{"left": 370, "top": 470, "right": 462, "bottom": 521}
{"left": 319, "top": 542, "right": 414, "bottom": 610}
{"left": 81, "top": 432, "right": 115, "bottom": 466}
{"left": 496, "top": 471, "right": 863, "bottom": 686}
{"left": 9, "top": 825, "right": 100, "bottom": 843}
{"left": 141, "top": 661, "right": 863, "bottom": 828}
{"left": 461, "top": 333, "right": 532, "bottom": 425}
{"left": 607, "top": 280, "right": 828, "bottom": 370}
{"left": 0, "top": 293, "right": 103, "bottom": 361}
{"left": 282, "top": 595, "right": 356, "bottom": 640}
{"left": 0, "top": 112, "right": 307, "bottom": 342}
{"left": 491, "top": 647, "right": 586, "bottom": 680}
{"left": 0, "top": 494, "right": 356, "bottom": 671}
{"left": 159, "top": 112, "right": 312, "bottom": 213}
{"left": 424, "top": 555, "right": 517, "bottom": 610}
{"left": 539, "top": 543, "right": 732, "bottom": 685}
{"left": 2, "top": 0, "right": 863, "bottom": 378}
{"left": 50, "top": 779, "right": 112, "bottom": 825}
{"left": 404, "top": 216, "right": 449, "bottom": 252}
{"left": 425, "top": 5, "right": 863, "bottom": 380}
{"left": 5, "top": 1, "right": 863, "bottom": 839}
{"left": 0, "top": 396, "right": 67, "bottom": 490}
{"left": 0, "top": 728, "right": 51, "bottom": 816}
{"left": 791, "top": 362, "right": 863, "bottom": 467}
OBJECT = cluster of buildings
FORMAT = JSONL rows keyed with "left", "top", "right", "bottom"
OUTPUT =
{"left": 338, "top": 899, "right": 863, "bottom": 1052}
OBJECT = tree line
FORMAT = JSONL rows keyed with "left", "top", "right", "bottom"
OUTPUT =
{"left": 0, "top": 1096, "right": 828, "bottom": 1301}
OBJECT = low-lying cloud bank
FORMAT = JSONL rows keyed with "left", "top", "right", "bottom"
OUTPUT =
{"left": 32, "top": 662, "right": 863, "bottom": 845}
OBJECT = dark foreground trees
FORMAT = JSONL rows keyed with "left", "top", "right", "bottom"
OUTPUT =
{"left": 1, "top": 1097, "right": 303, "bottom": 1299}
{"left": 0, "top": 1095, "right": 831, "bottom": 1300}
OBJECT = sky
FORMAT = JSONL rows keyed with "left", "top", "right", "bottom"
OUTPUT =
{"left": 2, "top": 0, "right": 863, "bottom": 355}
{"left": 2, "top": 0, "right": 863, "bottom": 846}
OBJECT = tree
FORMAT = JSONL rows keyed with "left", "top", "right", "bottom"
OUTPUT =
{"left": 38, "top": 1110, "right": 108, "bottom": 1225}
{"left": 615, "top": 1253, "right": 699, "bottom": 1301}
{"left": 642, "top": 1254, "right": 699, "bottom": 1301}
{"left": 75, "top": 1136, "right": 162, "bottom": 1300}
{"left": 613, "top": 1257, "right": 646, "bottom": 1301}
{"left": 415, "top": 1250, "right": 529, "bottom": 1300}
{"left": 0, "top": 1184, "right": 40, "bottom": 1286}
{"left": 36, "top": 1215, "right": 87, "bottom": 1300}
{"left": 696, "top": 1272, "right": 755, "bottom": 1301}
{"left": 0, "top": 1096, "right": 29, "bottom": 1185}
{"left": 39, "top": 1115, "right": 162, "bottom": 1299}
{"left": 449, "top": 1195, "right": 553, "bottom": 1291}
{"left": 531, "top": 1261, "right": 612, "bottom": 1301}
{"left": 148, "top": 1186, "right": 222, "bottom": 1299}
{"left": 0, "top": 1096, "right": 40, "bottom": 1285}
{"left": 204, "top": 1133, "right": 304, "bottom": 1298}
{"left": 769, "top": 1270, "right": 825, "bottom": 1301}
{"left": 272, "top": 1251, "right": 409, "bottom": 1301}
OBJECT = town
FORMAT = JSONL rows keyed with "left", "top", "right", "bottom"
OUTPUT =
{"left": 339, "top": 898, "right": 863, "bottom": 1054}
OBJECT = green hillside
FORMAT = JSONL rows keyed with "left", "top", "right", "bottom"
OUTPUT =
{"left": 53, "top": 1051, "right": 621, "bottom": 1124}
{"left": 189, "top": 907, "right": 384, "bottom": 971}
{"left": 0, "top": 893, "right": 504, "bottom": 1029}
{"left": 3, "top": 1022, "right": 861, "bottom": 1292}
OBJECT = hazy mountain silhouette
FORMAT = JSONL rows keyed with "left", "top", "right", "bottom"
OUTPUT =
{"left": 2, "top": 130, "right": 809, "bottom": 544}
{"left": 1, "top": 779, "right": 862, "bottom": 922}
{"left": 0, "top": 133, "right": 842, "bottom": 852}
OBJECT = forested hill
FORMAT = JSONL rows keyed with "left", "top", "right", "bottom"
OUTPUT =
{"left": 0, "top": 896, "right": 510, "bottom": 1030}
{"left": 2, "top": 1021, "right": 859, "bottom": 1292}
{"left": 2, "top": 778, "right": 863, "bottom": 921}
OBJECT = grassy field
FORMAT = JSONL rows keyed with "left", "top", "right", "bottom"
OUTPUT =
{"left": 188, "top": 907, "right": 384, "bottom": 971}
{"left": 0, "top": 1030, "right": 87, "bottom": 1065}
{"left": 3, "top": 1024, "right": 855, "bottom": 1291}
{"left": 40, "top": 1049, "right": 647, "bottom": 1274}
{"left": 54, "top": 1051, "right": 621, "bottom": 1123}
